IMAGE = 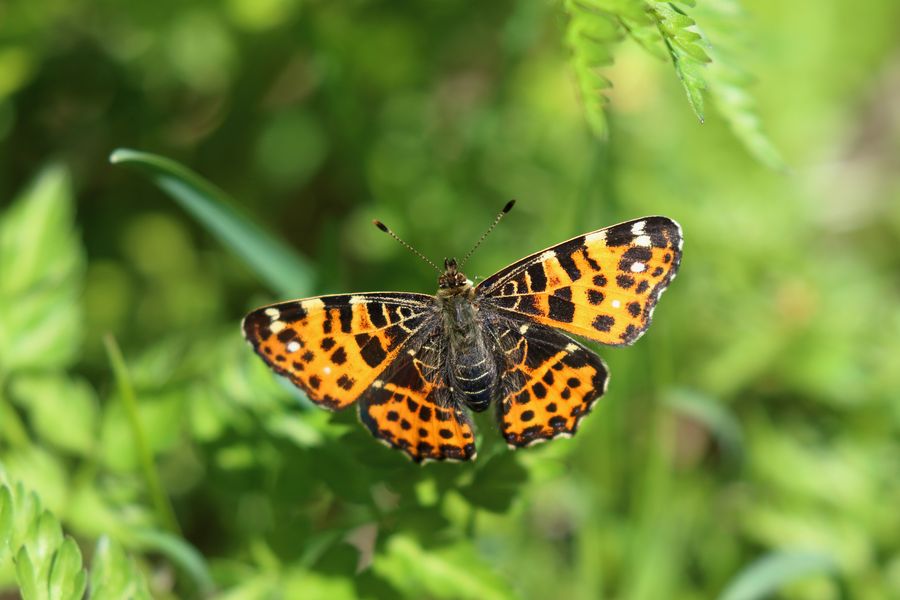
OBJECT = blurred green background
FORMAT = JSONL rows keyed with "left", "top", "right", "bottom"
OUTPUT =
{"left": 1, "top": 0, "right": 900, "bottom": 598}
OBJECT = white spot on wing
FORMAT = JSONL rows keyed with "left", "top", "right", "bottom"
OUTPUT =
{"left": 286, "top": 341, "right": 300, "bottom": 353}
{"left": 633, "top": 234, "right": 651, "bottom": 247}
{"left": 349, "top": 295, "right": 366, "bottom": 305}
{"left": 630, "top": 262, "right": 646, "bottom": 273}
{"left": 631, "top": 220, "right": 647, "bottom": 235}
{"left": 611, "top": 300, "right": 621, "bottom": 308}
{"left": 301, "top": 298, "right": 325, "bottom": 311}
{"left": 269, "top": 320, "right": 286, "bottom": 333}
{"left": 372, "top": 379, "right": 384, "bottom": 389}
{"left": 407, "top": 349, "right": 416, "bottom": 356}
{"left": 265, "top": 307, "right": 280, "bottom": 318}
{"left": 584, "top": 230, "right": 606, "bottom": 244}
{"left": 323, "top": 366, "right": 332, "bottom": 375}
{"left": 565, "top": 343, "right": 579, "bottom": 353}
{"left": 538, "top": 250, "right": 556, "bottom": 262}
{"left": 519, "top": 324, "right": 529, "bottom": 334}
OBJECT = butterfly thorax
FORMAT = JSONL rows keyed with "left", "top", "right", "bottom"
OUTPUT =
{"left": 436, "top": 258, "right": 496, "bottom": 412}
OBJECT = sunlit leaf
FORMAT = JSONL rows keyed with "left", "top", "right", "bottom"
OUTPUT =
{"left": 0, "top": 165, "right": 83, "bottom": 373}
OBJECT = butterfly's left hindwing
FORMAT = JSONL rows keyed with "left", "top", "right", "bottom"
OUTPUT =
{"left": 478, "top": 216, "right": 682, "bottom": 346}
{"left": 358, "top": 330, "right": 477, "bottom": 463}
{"left": 242, "top": 293, "right": 434, "bottom": 410}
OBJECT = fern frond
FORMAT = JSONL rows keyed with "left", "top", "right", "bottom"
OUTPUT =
{"left": 649, "top": 1, "right": 712, "bottom": 122}
{"left": 695, "top": 0, "right": 785, "bottom": 168}
{"left": 563, "top": 0, "right": 630, "bottom": 137}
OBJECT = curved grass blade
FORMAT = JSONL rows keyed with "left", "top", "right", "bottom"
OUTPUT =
{"left": 128, "top": 528, "right": 215, "bottom": 596}
{"left": 719, "top": 551, "right": 847, "bottom": 600}
{"left": 110, "top": 148, "right": 314, "bottom": 299}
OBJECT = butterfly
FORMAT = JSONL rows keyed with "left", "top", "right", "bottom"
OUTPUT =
{"left": 242, "top": 202, "right": 682, "bottom": 463}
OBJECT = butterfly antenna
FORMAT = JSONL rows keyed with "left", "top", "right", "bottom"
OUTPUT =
{"left": 373, "top": 219, "right": 442, "bottom": 273}
{"left": 459, "top": 200, "right": 515, "bottom": 268}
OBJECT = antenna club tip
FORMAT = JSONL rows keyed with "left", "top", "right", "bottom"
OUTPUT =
{"left": 503, "top": 200, "right": 516, "bottom": 213}
{"left": 373, "top": 220, "right": 389, "bottom": 233}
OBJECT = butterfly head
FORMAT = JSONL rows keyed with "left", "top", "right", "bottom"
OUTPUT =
{"left": 438, "top": 258, "right": 472, "bottom": 295}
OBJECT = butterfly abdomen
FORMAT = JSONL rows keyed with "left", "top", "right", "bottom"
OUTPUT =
{"left": 440, "top": 291, "right": 497, "bottom": 412}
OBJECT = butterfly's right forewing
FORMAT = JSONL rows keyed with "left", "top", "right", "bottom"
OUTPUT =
{"left": 477, "top": 216, "right": 682, "bottom": 346}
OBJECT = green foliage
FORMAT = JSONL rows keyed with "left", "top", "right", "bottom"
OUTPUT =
{"left": 0, "top": 476, "right": 151, "bottom": 599}
{"left": 0, "top": 165, "right": 83, "bottom": 374}
{"left": 562, "top": 0, "right": 782, "bottom": 167}
{"left": 110, "top": 149, "right": 315, "bottom": 299}
{"left": 649, "top": 1, "right": 711, "bottom": 121}
{"left": 719, "top": 551, "right": 847, "bottom": 600}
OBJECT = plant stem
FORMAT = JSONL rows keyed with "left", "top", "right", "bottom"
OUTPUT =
{"left": 103, "top": 334, "right": 181, "bottom": 535}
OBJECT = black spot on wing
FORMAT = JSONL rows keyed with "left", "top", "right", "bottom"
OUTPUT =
{"left": 516, "top": 295, "right": 541, "bottom": 315}
{"left": 338, "top": 304, "right": 354, "bottom": 333}
{"left": 604, "top": 224, "right": 633, "bottom": 246}
{"left": 360, "top": 337, "right": 388, "bottom": 368}
{"left": 277, "top": 328, "right": 297, "bottom": 343}
{"left": 592, "top": 315, "right": 614, "bottom": 332}
{"left": 525, "top": 263, "right": 547, "bottom": 292}
{"left": 331, "top": 347, "right": 347, "bottom": 365}
{"left": 553, "top": 286, "right": 572, "bottom": 301}
{"left": 555, "top": 251, "right": 582, "bottom": 281}
{"left": 616, "top": 274, "right": 635, "bottom": 289}
{"left": 619, "top": 247, "right": 652, "bottom": 272}
{"left": 547, "top": 295, "right": 575, "bottom": 323}
{"left": 366, "top": 302, "right": 388, "bottom": 328}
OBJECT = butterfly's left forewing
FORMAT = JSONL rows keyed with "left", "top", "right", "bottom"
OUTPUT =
{"left": 242, "top": 293, "right": 434, "bottom": 410}
{"left": 477, "top": 216, "right": 682, "bottom": 346}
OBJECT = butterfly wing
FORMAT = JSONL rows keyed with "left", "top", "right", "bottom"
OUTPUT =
{"left": 358, "top": 329, "right": 477, "bottom": 463}
{"left": 488, "top": 319, "right": 608, "bottom": 447}
{"left": 242, "top": 293, "right": 435, "bottom": 410}
{"left": 477, "top": 216, "right": 682, "bottom": 346}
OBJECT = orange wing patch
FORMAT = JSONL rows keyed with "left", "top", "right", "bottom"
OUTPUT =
{"left": 359, "top": 334, "right": 476, "bottom": 462}
{"left": 494, "top": 324, "right": 608, "bottom": 447}
{"left": 479, "top": 216, "right": 682, "bottom": 346}
{"left": 242, "top": 293, "right": 434, "bottom": 410}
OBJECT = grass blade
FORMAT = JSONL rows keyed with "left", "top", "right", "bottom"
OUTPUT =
{"left": 719, "top": 551, "right": 847, "bottom": 600}
{"left": 110, "top": 148, "right": 314, "bottom": 299}
{"left": 102, "top": 334, "right": 180, "bottom": 536}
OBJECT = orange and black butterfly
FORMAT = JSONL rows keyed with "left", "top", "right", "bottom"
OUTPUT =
{"left": 243, "top": 202, "right": 682, "bottom": 463}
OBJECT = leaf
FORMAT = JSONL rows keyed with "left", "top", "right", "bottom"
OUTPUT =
{"left": 694, "top": 0, "right": 785, "bottom": 168}
{"left": 0, "top": 483, "right": 43, "bottom": 570}
{"left": 563, "top": 0, "right": 627, "bottom": 137}
{"left": 665, "top": 388, "right": 745, "bottom": 468}
{"left": 47, "top": 538, "right": 87, "bottom": 600}
{"left": 719, "top": 551, "right": 847, "bottom": 600}
{"left": 0, "top": 486, "right": 87, "bottom": 600}
{"left": 90, "top": 536, "right": 153, "bottom": 600}
{"left": 651, "top": 2, "right": 711, "bottom": 122}
{"left": 110, "top": 148, "right": 315, "bottom": 299}
{"left": 127, "top": 528, "right": 214, "bottom": 596}
{"left": 373, "top": 536, "right": 516, "bottom": 600}
{"left": 458, "top": 451, "right": 529, "bottom": 513}
{"left": 9, "top": 375, "right": 99, "bottom": 456}
{"left": 0, "top": 165, "right": 83, "bottom": 373}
